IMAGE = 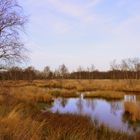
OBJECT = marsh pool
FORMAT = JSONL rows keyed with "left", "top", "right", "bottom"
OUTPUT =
{"left": 43, "top": 94, "right": 140, "bottom": 133}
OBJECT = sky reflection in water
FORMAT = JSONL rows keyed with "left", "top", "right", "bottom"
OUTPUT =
{"left": 46, "top": 95, "right": 140, "bottom": 133}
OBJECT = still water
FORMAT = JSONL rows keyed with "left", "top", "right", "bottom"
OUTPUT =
{"left": 44, "top": 94, "right": 140, "bottom": 133}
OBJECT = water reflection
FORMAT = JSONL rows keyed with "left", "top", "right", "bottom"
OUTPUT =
{"left": 45, "top": 94, "right": 140, "bottom": 133}
{"left": 110, "top": 102, "right": 121, "bottom": 116}
{"left": 124, "top": 95, "right": 136, "bottom": 102}
{"left": 122, "top": 95, "right": 140, "bottom": 132}
{"left": 122, "top": 112, "right": 139, "bottom": 132}
{"left": 60, "top": 98, "right": 68, "bottom": 108}
{"left": 76, "top": 97, "right": 84, "bottom": 114}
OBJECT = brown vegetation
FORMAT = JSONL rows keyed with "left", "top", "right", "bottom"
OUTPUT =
{"left": 47, "top": 89, "right": 78, "bottom": 98}
{"left": 35, "top": 79, "right": 140, "bottom": 92}
{"left": 9, "top": 86, "right": 53, "bottom": 103}
{"left": 124, "top": 101, "right": 140, "bottom": 122}
{"left": 2, "top": 79, "right": 140, "bottom": 93}
{"left": 0, "top": 88, "right": 134, "bottom": 140}
{"left": 84, "top": 91, "right": 125, "bottom": 100}
{"left": 0, "top": 80, "right": 140, "bottom": 139}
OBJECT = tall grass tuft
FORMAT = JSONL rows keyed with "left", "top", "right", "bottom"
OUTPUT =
{"left": 124, "top": 101, "right": 140, "bottom": 122}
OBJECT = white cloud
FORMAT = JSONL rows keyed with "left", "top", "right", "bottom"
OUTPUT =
{"left": 47, "top": 0, "right": 86, "bottom": 17}
{"left": 47, "top": 0, "right": 100, "bottom": 23}
{"left": 86, "top": 0, "right": 102, "bottom": 8}
{"left": 22, "top": 0, "right": 104, "bottom": 35}
{"left": 26, "top": 0, "right": 102, "bottom": 23}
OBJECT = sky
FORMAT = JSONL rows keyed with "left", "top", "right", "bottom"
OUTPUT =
{"left": 20, "top": 0, "right": 140, "bottom": 71}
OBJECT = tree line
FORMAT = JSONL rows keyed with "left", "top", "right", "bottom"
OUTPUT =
{"left": 0, "top": 58, "right": 140, "bottom": 80}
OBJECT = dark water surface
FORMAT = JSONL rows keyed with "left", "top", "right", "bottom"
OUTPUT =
{"left": 44, "top": 94, "right": 140, "bottom": 133}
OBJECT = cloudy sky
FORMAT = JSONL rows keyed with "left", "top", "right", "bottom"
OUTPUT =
{"left": 20, "top": 0, "right": 140, "bottom": 71}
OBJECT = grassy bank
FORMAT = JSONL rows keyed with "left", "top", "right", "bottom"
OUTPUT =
{"left": 47, "top": 89, "right": 78, "bottom": 98}
{"left": 34, "top": 79, "right": 140, "bottom": 92}
{"left": 2, "top": 79, "right": 140, "bottom": 92}
{"left": 84, "top": 91, "right": 125, "bottom": 100}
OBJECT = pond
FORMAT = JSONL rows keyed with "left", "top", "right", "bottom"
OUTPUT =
{"left": 43, "top": 94, "right": 140, "bottom": 134}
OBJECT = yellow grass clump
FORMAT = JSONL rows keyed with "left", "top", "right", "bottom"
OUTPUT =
{"left": 47, "top": 89, "right": 78, "bottom": 98}
{"left": 84, "top": 91, "right": 125, "bottom": 100}
{"left": 124, "top": 101, "right": 140, "bottom": 122}
{"left": 9, "top": 86, "right": 53, "bottom": 103}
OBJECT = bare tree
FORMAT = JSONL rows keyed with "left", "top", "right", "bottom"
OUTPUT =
{"left": 131, "top": 58, "right": 140, "bottom": 79}
{"left": 110, "top": 59, "right": 120, "bottom": 79}
{"left": 43, "top": 66, "right": 51, "bottom": 79}
{"left": 119, "top": 58, "right": 140, "bottom": 89}
{"left": 59, "top": 64, "right": 69, "bottom": 79}
{"left": 86, "top": 65, "right": 95, "bottom": 79}
{"left": 0, "top": 0, "right": 27, "bottom": 66}
{"left": 77, "top": 66, "right": 83, "bottom": 79}
{"left": 90, "top": 64, "right": 95, "bottom": 79}
{"left": 90, "top": 64, "right": 95, "bottom": 72}
{"left": 24, "top": 66, "right": 35, "bottom": 82}
{"left": 120, "top": 59, "right": 129, "bottom": 79}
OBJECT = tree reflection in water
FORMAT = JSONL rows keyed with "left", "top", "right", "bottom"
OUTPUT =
{"left": 85, "top": 99, "right": 96, "bottom": 111}
{"left": 110, "top": 101, "right": 122, "bottom": 116}
{"left": 122, "top": 112, "right": 138, "bottom": 132}
{"left": 60, "top": 98, "right": 68, "bottom": 108}
{"left": 76, "top": 96, "right": 84, "bottom": 114}
{"left": 46, "top": 95, "right": 140, "bottom": 133}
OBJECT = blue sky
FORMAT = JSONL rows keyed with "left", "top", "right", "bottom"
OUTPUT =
{"left": 20, "top": 0, "right": 140, "bottom": 71}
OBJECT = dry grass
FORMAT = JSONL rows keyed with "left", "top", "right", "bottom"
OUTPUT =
{"left": 47, "top": 89, "right": 79, "bottom": 98}
{"left": 0, "top": 102, "right": 133, "bottom": 140}
{"left": 0, "top": 91, "right": 44, "bottom": 140}
{"left": 9, "top": 86, "right": 78, "bottom": 100}
{"left": 2, "top": 79, "right": 140, "bottom": 92}
{"left": 124, "top": 101, "right": 140, "bottom": 122}
{"left": 9, "top": 86, "right": 53, "bottom": 103}
{"left": 34, "top": 79, "right": 140, "bottom": 92}
{"left": 0, "top": 108, "right": 45, "bottom": 140}
{"left": 36, "top": 80, "right": 77, "bottom": 90}
{"left": 0, "top": 86, "right": 138, "bottom": 140}
{"left": 41, "top": 112, "right": 133, "bottom": 140}
{"left": 84, "top": 91, "right": 125, "bottom": 100}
